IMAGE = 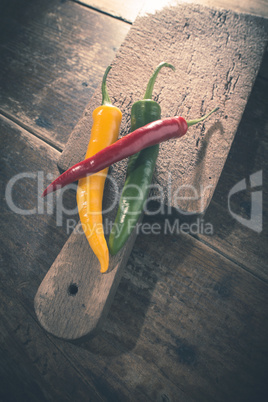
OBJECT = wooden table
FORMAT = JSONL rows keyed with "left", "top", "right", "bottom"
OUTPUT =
{"left": 1, "top": 0, "right": 267, "bottom": 401}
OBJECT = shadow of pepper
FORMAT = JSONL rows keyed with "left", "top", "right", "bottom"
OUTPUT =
{"left": 204, "top": 50, "right": 268, "bottom": 239}
{"left": 78, "top": 209, "right": 194, "bottom": 356}
{"left": 195, "top": 121, "right": 225, "bottom": 167}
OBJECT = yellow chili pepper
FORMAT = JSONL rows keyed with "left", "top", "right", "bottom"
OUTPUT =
{"left": 76, "top": 66, "right": 122, "bottom": 273}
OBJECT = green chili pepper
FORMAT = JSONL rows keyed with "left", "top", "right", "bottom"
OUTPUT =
{"left": 108, "top": 62, "right": 175, "bottom": 255}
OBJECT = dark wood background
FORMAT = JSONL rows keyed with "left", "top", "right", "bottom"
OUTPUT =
{"left": 0, "top": 0, "right": 267, "bottom": 401}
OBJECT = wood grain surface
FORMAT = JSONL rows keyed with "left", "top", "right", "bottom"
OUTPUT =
{"left": 199, "top": 60, "right": 268, "bottom": 280}
{"left": 74, "top": 0, "right": 145, "bottom": 22}
{"left": 59, "top": 3, "right": 267, "bottom": 213}
{"left": 79, "top": 0, "right": 268, "bottom": 20}
{"left": 140, "top": 0, "right": 268, "bottom": 19}
{"left": 1, "top": 0, "right": 268, "bottom": 400}
{"left": 34, "top": 215, "right": 140, "bottom": 340}
{"left": 1, "top": 115, "right": 268, "bottom": 400}
{"left": 0, "top": 0, "right": 129, "bottom": 149}
{"left": 35, "top": 3, "right": 267, "bottom": 340}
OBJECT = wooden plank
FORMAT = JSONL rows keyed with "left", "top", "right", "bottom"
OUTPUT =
{"left": 0, "top": 118, "right": 78, "bottom": 291}
{"left": 112, "top": 232, "right": 267, "bottom": 402}
{"left": 0, "top": 0, "right": 130, "bottom": 149}
{"left": 0, "top": 285, "right": 105, "bottom": 402}
{"left": 0, "top": 116, "right": 105, "bottom": 401}
{"left": 1, "top": 116, "right": 268, "bottom": 400}
{"left": 74, "top": 0, "right": 146, "bottom": 23}
{"left": 200, "top": 64, "right": 268, "bottom": 281}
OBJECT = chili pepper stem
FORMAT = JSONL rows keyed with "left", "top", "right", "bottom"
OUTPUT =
{"left": 102, "top": 65, "right": 112, "bottom": 105}
{"left": 144, "top": 62, "right": 175, "bottom": 99}
{"left": 187, "top": 107, "right": 219, "bottom": 127}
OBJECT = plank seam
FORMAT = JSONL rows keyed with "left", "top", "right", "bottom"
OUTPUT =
{"left": 192, "top": 232, "right": 268, "bottom": 284}
{"left": 73, "top": 0, "right": 133, "bottom": 24}
{"left": 0, "top": 109, "right": 63, "bottom": 152}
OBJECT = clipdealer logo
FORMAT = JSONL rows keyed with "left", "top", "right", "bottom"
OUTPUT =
{"left": 4, "top": 170, "right": 263, "bottom": 235}
{"left": 228, "top": 170, "right": 263, "bottom": 233}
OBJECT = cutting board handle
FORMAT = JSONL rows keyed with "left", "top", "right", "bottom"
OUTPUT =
{"left": 34, "top": 222, "right": 137, "bottom": 340}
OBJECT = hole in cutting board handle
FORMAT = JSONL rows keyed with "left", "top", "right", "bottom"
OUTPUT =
{"left": 68, "top": 283, "right": 78, "bottom": 296}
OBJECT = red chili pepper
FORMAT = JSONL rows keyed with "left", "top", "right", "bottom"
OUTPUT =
{"left": 42, "top": 107, "right": 218, "bottom": 197}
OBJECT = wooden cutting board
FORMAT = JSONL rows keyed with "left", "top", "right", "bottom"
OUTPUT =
{"left": 34, "top": 3, "right": 267, "bottom": 340}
